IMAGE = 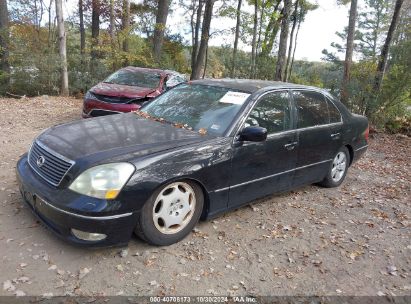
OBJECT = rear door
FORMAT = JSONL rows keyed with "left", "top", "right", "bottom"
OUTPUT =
{"left": 292, "top": 90, "right": 343, "bottom": 187}
{"left": 228, "top": 90, "right": 298, "bottom": 208}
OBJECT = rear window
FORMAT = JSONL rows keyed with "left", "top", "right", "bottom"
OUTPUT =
{"left": 294, "top": 91, "right": 329, "bottom": 128}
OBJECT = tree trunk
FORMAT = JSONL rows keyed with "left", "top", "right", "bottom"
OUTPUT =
{"left": 260, "top": 1, "right": 281, "bottom": 58}
{"left": 0, "top": 0, "right": 10, "bottom": 88}
{"left": 274, "top": 0, "right": 291, "bottom": 81}
{"left": 91, "top": 0, "right": 100, "bottom": 60}
{"left": 191, "top": 0, "right": 204, "bottom": 72}
{"left": 374, "top": 0, "right": 404, "bottom": 91}
{"left": 122, "top": 0, "right": 130, "bottom": 52}
{"left": 153, "top": 0, "right": 170, "bottom": 62}
{"left": 202, "top": 44, "right": 209, "bottom": 79}
{"left": 79, "top": 0, "right": 85, "bottom": 54}
{"left": 289, "top": 13, "right": 302, "bottom": 80}
{"left": 191, "top": 0, "right": 215, "bottom": 80}
{"left": 249, "top": 0, "right": 258, "bottom": 78}
{"left": 230, "top": 0, "right": 242, "bottom": 78}
{"left": 47, "top": 0, "right": 52, "bottom": 47}
{"left": 55, "top": 0, "right": 69, "bottom": 96}
{"left": 256, "top": 0, "right": 266, "bottom": 55}
{"left": 109, "top": 0, "right": 116, "bottom": 69}
{"left": 110, "top": 0, "right": 115, "bottom": 44}
{"left": 340, "top": 0, "right": 358, "bottom": 106}
{"left": 285, "top": 0, "right": 299, "bottom": 82}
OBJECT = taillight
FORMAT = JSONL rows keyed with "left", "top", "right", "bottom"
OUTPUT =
{"left": 364, "top": 125, "right": 369, "bottom": 142}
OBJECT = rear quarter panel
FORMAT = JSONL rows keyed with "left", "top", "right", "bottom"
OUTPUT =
{"left": 343, "top": 114, "right": 369, "bottom": 164}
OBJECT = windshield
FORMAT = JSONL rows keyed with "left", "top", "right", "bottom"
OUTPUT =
{"left": 104, "top": 69, "right": 161, "bottom": 88}
{"left": 141, "top": 83, "right": 251, "bottom": 136}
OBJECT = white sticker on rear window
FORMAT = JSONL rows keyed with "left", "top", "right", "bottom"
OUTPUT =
{"left": 219, "top": 91, "right": 250, "bottom": 105}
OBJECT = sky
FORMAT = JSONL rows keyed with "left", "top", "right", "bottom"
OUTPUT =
{"left": 165, "top": 0, "right": 352, "bottom": 62}
{"left": 291, "top": 1, "right": 350, "bottom": 61}
{"left": 63, "top": 0, "right": 353, "bottom": 62}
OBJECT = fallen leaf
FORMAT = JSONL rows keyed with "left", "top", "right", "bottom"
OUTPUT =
{"left": 79, "top": 267, "right": 91, "bottom": 279}
{"left": 3, "top": 280, "right": 15, "bottom": 292}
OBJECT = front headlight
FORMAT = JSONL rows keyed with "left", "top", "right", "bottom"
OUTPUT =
{"left": 69, "top": 163, "right": 135, "bottom": 199}
{"left": 84, "top": 91, "right": 98, "bottom": 101}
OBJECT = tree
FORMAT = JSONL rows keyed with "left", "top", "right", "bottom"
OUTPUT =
{"left": 55, "top": 0, "right": 69, "bottom": 96}
{"left": 230, "top": 0, "right": 243, "bottom": 78}
{"left": 0, "top": 0, "right": 10, "bottom": 88}
{"left": 250, "top": 0, "right": 258, "bottom": 78}
{"left": 191, "top": 0, "right": 215, "bottom": 80}
{"left": 285, "top": 0, "right": 300, "bottom": 81}
{"left": 122, "top": 0, "right": 131, "bottom": 52}
{"left": 357, "top": 0, "right": 390, "bottom": 59}
{"left": 341, "top": 0, "right": 358, "bottom": 105}
{"left": 191, "top": 0, "right": 204, "bottom": 71}
{"left": 153, "top": 0, "right": 170, "bottom": 62}
{"left": 286, "top": 0, "right": 318, "bottom": 80}
{"left": 374, "top": 0, "right": 405, "bottom": 91}
{"left": 259, "top": 0, "right": 282, "bottom": 58}
{"left": 275, "top": 0, "right": 292, "bottom": 81}
{"left": 79, "top": 0, "right": 85, "bottom": 54}
{"left": 91, "top": 0, "right": 100, "bottom": 60}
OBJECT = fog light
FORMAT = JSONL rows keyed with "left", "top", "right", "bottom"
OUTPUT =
{"left": 71, "top": 229, "right": 107, "bottom": 241}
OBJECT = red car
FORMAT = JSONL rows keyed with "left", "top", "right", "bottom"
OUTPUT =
{"left": 82, "top": 67, "right": 186, "bottom": 118}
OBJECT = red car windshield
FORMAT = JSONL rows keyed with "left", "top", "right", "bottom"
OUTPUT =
{"left": 141, "top": 83, "right": 251, "bottom": 136}
{"left": 104, "top": 70, "right": 161, "bottom": 89}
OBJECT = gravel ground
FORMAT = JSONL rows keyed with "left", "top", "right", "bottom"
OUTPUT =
{"left": 0, "top": 96, "right": 410, "bottom": 297}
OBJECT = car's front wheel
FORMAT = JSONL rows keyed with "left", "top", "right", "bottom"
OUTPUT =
{"left": 318, "top": 146, "right": 350, "bottom": 188}
{"left": 135, "top": 180, "right": 204, "bottom": 246}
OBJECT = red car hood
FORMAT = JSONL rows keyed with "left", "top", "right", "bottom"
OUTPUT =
{"left": 91, "top": 82, "right": 159, "bottom": 98}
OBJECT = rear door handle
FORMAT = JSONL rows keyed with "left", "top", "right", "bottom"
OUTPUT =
{"left": 331, "top": 132, "right": 341, "bottom": 140}
{"left": 284, "top": 141, "right": 298, "bottom": 150}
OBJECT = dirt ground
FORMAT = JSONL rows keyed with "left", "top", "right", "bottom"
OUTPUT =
{"left": 0, "top": 96, "right": 410, "bottom": 298}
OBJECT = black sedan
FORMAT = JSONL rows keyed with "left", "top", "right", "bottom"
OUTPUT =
{"left": 16, "top": 79, "right": 369, "bottom": 246}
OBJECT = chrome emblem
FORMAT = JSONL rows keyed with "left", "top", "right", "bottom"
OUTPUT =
{"left": 36, "top": 156, "right": 46, "bottom": 167}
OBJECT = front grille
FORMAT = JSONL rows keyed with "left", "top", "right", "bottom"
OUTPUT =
{"left": 92, "top": 93, "right": 141, "bottom": 104}
{"left": 28, "top": 141, "right": 74, "bottom": 186}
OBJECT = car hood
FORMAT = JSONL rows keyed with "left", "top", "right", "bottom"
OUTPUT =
{"left": 91, "top": 82, "right": 159, "bottom": 98}
{"left": 37, "top": 113, "right": 208, "bottom": 162}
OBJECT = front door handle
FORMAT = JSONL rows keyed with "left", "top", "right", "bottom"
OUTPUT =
{"left": 331, "top": 132, "right": 341, "bottom": 140}
{"left": 284, "top": 141, "right": 298, "bottom": 150}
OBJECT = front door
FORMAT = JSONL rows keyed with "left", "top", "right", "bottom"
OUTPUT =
{"left": 228, "top": 90, "right": 298, "bottom": 208}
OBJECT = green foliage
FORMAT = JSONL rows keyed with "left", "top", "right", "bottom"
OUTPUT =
{"left": 3, "top": 19, "right": 190, "bottom": 96}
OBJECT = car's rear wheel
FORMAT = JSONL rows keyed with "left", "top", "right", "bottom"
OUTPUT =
{"left": 134, "top": 180, "right": 203, "bottom": 246}
{"left": 318, "top": 147, "right": 350, "bottom": 188}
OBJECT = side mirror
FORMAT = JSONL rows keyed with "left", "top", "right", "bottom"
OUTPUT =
{"left": 238, "top": 126, "right": 267, "bottom": 142}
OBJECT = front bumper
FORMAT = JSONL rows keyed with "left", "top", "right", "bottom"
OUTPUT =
{"left": 16, "top": 155, "right": 138, "bottom": 247}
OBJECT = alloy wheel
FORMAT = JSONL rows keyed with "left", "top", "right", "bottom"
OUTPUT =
{"left": 331, "top": 152, "right": 347, "bottom": 182}
{"left": 152, "top": 182, "right": 196, "bottom": 234}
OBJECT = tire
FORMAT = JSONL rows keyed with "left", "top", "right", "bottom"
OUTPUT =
{"left": 318, "top": 146, "right": 350, "bottom": 188}
{"left": 134, "top": 180, "right": 204, "bottom": 246}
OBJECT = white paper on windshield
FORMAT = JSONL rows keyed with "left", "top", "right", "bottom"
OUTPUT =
{"left": 219, "top": 91, "right": 250, "bottom": 105}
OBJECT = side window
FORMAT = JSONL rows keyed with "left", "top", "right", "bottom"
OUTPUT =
{"left": 326, "top": 97, "right": 342, "bottom": 123}
{"left": 245, "top": 91, "right": 291, "bottom": 134}
{"left": 293, "top": 91, "right": 329, "bottom": 128}
{"left": 162, "top": 76, "right": 168, "bottom": 91}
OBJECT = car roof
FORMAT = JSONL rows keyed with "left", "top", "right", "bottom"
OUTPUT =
{"left": 122, "top": 66, "right": 180, "bottom": 76}
{"left": 189, "top": 78, "right": 321, "bottom": 94}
